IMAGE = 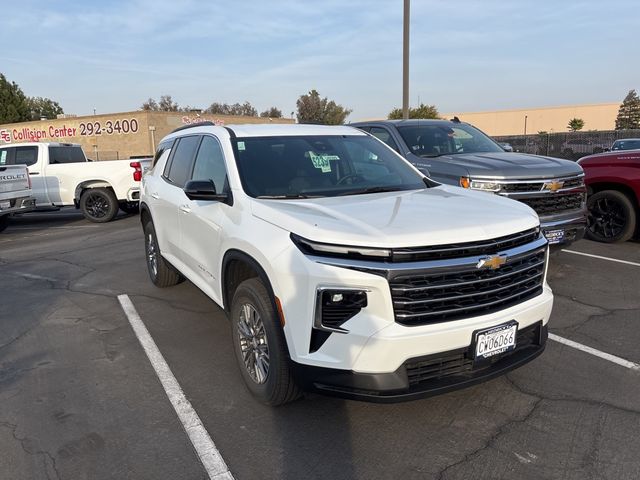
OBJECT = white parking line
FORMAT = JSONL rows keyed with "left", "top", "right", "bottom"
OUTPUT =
{"left": 117, "top": 294, "right": 234, "bottom": 480}
{"left": 549, "top": 333, "right": 640, "bottom": 371}
{"left": 562, "top": 249, "right": 640, "bottom": 267}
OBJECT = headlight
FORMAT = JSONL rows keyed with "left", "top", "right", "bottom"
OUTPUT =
{"left": 459, "top": 176, "right": 501, "bottom": 192}
{"left": 290, "top": 233, "right": 391, "bottom": 260}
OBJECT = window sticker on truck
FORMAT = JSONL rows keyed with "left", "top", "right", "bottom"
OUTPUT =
{"left": 0, "top": 151, "right": 6, "bottom": 164}
{"left": 309, "top": 152, "right": 338, "bottom": 173}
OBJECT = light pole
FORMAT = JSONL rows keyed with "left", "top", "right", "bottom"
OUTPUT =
{"left": 523, "top": 115, "right": 528, "bottom": 152}
{"left": 402, "top": 0, "right": 410, "bottom": 119}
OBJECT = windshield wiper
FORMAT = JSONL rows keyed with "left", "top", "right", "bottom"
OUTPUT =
{"left": 256, "top": 194, "right": 321, "bottom": 199}
{"left": 337, "top": 186, "right": 402, "bottom": 196}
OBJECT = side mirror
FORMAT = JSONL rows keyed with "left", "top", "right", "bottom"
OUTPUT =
{"left": 184, "top": 179, "right": 228, "bottom": 202}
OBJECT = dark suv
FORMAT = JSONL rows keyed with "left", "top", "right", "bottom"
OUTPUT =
{"left": 351, "top": 119, "right": 587, "bottom": 247}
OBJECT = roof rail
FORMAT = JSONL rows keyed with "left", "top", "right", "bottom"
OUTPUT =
{"left": 170, "top": 121, "right": 216, "bottom": 134}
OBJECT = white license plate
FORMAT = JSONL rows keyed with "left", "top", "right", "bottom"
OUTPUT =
{"left": 473, "top": 321, "right": 517, "bottom": 360}
{"left": 544, "top": 229, "right": 565, "bottom": 244}
{"left": 0, "top": 201, "right": 10, "bottom": 210}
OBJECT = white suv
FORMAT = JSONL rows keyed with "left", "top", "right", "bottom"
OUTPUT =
{"left": 140, "top": 122, "right": 553, "bottom": 405}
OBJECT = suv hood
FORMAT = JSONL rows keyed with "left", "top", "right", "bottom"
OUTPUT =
{"left": 408, "top": 151, "right": 583, "bottom": 180}
{"left": 251, "top": 185, "right": 538, "bottom": 248}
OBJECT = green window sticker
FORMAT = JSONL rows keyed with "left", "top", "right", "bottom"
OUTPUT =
{"left": 0, "top": 151, "right": 6, "bottom": 165}
{"left": 237, "top": 141, "right": 245, "bottom": 151}
{"left": 309, "top": 152, "right": 339, "bottom": 173}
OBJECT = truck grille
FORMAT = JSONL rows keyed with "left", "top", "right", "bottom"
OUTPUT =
{"left": 519, "top": 193, "right": 584, "bottom": 215}
{"left": 390, "top": 246, "right": 545, "bottom": 326}
{"left": 499, "top": 176, "right": 584, "bottom": 193}
{"left": 405, "top": 321, "right": 544, "bottom": 386}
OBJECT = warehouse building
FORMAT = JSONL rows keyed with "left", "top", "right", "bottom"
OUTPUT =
{"left": 442, "top": 102, "right": 619, "bottom": 136}
{"left": 0, "top": 111, "right": 294, "bottom": 160}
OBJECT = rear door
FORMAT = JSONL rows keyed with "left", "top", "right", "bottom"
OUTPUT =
{"left": 43, "top": 146, "right": 88, "bottom": 204}
{"left": 156, "top": 135, "right": 201, "bottom": 263}
{"left": 178, "top": 134, "right": 230, "bottom": 303}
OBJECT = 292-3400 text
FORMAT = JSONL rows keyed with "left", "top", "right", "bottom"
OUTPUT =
{"left": 79, "top": 119, "right": 139, "bottom": 136}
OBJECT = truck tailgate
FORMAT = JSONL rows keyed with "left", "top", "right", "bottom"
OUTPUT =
{"left": 0, "top": 166, "right": 30, "bottom": 197}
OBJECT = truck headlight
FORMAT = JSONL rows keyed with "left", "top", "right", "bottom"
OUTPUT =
{"left": 459, "top": 176, "right": 501, "bottom": 192}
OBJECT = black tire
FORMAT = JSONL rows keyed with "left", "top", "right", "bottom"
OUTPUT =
{"left": 586, "top": 190, "right": 636, "bottom": 243}
{"left": 143, "top": 219, "right": 182, "bottom": 287}
{"left": 80, "top": 188, "right": 119, "bottom": 223}
{"left": 231, "top": 278, "right": 301, "bottom": 406}
{"left": 119, "top": 202, "right": 140, "bottom": 215}
{"left": 0, "top": 215, "right": 9, "bottom": 233}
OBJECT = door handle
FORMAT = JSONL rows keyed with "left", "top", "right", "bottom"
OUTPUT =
{"left": 151, "top": 193, "right": 159, "bottom": 199}
{"left": 29, "top": 172, "right": 40, "bottom": 175}
{"left": 179, "top": 205, "right": 191, "bottom": 214}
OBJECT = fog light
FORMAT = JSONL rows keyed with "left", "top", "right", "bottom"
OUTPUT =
{"left": 314, "top": 289, "right": 368, "bottom": 332}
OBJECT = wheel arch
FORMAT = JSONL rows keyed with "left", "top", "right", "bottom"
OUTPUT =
{"left": 588, "top": 181, "right": 639, "bottom": 209}
{"left": 221, "top": 249, "right": 278, "bottom": 316}
{"left": 74, "top": 180, "right": 115, "bottom": 207}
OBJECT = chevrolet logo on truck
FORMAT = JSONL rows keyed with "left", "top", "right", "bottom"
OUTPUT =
{"left": 0, "top": 173, "right": 27, "bottom": 181}
{"left": 477, "top": 254, "right": 508, "bottom": 270}
{"left": 542, "top": 180, "right": 564, "bottom": 192}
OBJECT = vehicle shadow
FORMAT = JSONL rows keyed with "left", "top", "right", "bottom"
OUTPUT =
{"left": 4, "top": 210, "right": 136, "bottom": 235}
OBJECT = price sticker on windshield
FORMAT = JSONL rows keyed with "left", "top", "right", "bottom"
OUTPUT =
{"left": 309, "top": 152, "right": 339, "bottom": 173}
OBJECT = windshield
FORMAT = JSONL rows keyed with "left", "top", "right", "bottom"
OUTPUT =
{"left": 397, "top": 123, "right": 504, "bottom": 157}
{"left": 233, "top": 135, "right": 426, "bottom": 198}
{"left": 612, "top": 139, "right": 640, "bottom": 151}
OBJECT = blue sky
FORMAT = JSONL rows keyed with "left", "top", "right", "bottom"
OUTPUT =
{"left": 2, "top": 0, "right": 638, "bottom": 120}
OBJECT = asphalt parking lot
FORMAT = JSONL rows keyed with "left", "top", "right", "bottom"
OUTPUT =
{"left": 1, "top": 211, "right": 639, "bottom": 480}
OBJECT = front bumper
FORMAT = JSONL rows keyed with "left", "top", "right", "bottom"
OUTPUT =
{"left": 539, "top": 210, "right": 587, "bottom": 246}
{"left": 293, "top": 321, "right": 547, "bottom": 402}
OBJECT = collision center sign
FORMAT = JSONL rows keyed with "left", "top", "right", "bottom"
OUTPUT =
{"left": 0, "top": 117, "right": 140, "bottom": 144}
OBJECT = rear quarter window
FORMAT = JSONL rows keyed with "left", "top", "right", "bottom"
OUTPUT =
{"left": 49, "top": 146, "right": 86, "bottom": 164}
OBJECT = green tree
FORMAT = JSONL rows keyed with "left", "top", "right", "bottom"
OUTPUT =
{"left": 567, "top": 118, "right": 585, "bottom": 131}
{"left": 141, "top": 98, "right": 159, "bottom": 110}
{"left": 388, "top": 103, "right": 440, "bottom": 119}
{"left": 296, "top": 89, "right": 351, "bottom": 125}
{"left": 25, "top": 96, "right": 63, "bottom": 120}
{"left": 615, "top": 89, "right": 640, "bottom": 130}
{"left": 205, "top": 101, "right": 258, "bottom": 116}
{"left": 260, "top": 107, "right": 283, "bottom": 118}
{"left": 0, "top": 73, "right": 29, "bottom": 123}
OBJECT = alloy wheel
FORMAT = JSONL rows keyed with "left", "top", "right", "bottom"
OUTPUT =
{"left": 237, "top": 303, "right": 270, "bottom": 384}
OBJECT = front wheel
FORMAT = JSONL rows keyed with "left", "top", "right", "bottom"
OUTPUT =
{"left": 231, "top": 278, "right": 301, "bottom": 406}
{"left": 586, "top": 190, "right": 636, "bottom": 243}
{"left": 80, "top": 188, "right": 119, "bottom": 223}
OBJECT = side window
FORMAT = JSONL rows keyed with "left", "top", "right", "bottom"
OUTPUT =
{"left": 370, "top": 127, "right": 400, "bottom": 152}
{"left": 152, "top": 140, "right": 174, "bottom": 168}
{"left": 343, "top": 139, "right": 394, "bottom": 182}
{"left": 14, "top": 146, "right": 38, "bottom": 166}
{"left": 49, "top": 146, "right": 86, "bottom": 164}
{"left": 164, "top": 135, "right": 201, "bottom": 188}
{"left": 191, "top": 136, "right": 228, "bottom": 193}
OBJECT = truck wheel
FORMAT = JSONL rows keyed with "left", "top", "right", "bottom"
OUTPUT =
{"left": 0, "top": 215, "right": 8, "bottom": 233}
{"left": 586, "top": 190, "right": 636, "bottom": 243}
{"left": 231, "top": 278, "right": 301, "bottom": 406}
{"left": 119, "top": 202, "right": 140, "bottom": 215}
{"left": 80, "top": 188, "right": 119, "bottom": 223}
{"left": 143, "top": 219, "right": 182, "bottom": 287}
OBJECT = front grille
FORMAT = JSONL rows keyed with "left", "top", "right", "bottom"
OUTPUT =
{"left": 391, "top": 228, "right": 538, "bottom": 262}
{"left": 519, "top": 193, "right": 584, "bottom": 215}
{"left": 405, "top": 322, "right": 542, "bottom": 386}
{"left": 499, "top": 176, "right": 584, "bottom": 193}
{"left": 390, "top": 248, "right": 545, "bottom": 326}
{"left": 501, "top": 182, "right": 544, "bottom": 193}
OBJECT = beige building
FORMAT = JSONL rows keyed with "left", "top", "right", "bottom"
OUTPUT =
{"left": 443, "top": 103, "right": 620, "bottom": 136}
{"left": 0, "top": 110, "right": 294, "bottom": 160}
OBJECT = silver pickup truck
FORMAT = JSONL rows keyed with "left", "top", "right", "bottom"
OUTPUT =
{"left": 352, "top": 119, "right": 587, "bottom": 247}
{"left": 0, "top": 163, "right": 35, "bottom": 232}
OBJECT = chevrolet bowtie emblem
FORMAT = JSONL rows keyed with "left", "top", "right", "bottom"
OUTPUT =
{"left": 543, "top": 180, "right": 564, "bottom": 192}
{"left": 477, "top": 254, "right": 507, "bottom": 270}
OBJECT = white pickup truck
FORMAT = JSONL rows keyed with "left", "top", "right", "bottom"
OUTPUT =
{"left": 0, "top": 163, "right": 35, "bottom": 232}
{"left": 0, "top": 142, "right": 147, "bottom": 222}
